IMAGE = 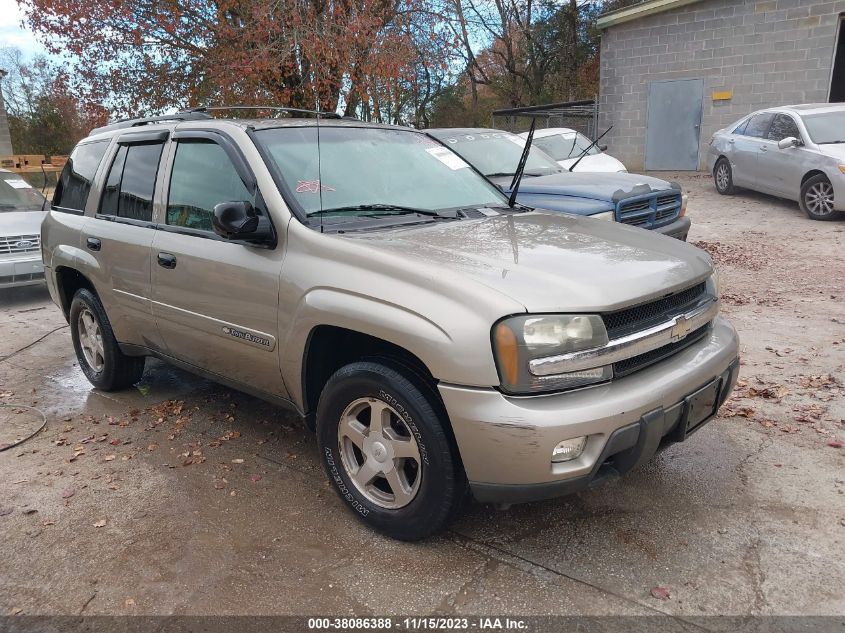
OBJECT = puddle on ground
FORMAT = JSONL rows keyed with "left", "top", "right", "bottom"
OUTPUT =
{"left": 43, "top": 358, "right": 210, "bottom": 420}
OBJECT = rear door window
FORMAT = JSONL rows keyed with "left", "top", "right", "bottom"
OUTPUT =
{"left": 767, "top": 115, "right": 801, "bottom": 142}
{"left": 99, "top": 142, "right": 165, "bottom": 222}
{"left": 743, "top": 113, "right": 775, "bottom": 138}
{"left": 52, "top": 140, "right": 110, "bottom": 213}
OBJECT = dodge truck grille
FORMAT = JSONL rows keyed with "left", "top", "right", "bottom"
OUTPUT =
{"left": 0, "top": 234, "right": 41, "bottom": 255}
{"left": 616, "top": 193, "right": 682, "bottom": 229}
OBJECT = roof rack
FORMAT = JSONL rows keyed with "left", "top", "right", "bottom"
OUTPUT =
{"left": 181, "top": 106, "right": 342, "bottom": 119}
{"left": 90, "top": 112, "right": 213, "bottom": 136}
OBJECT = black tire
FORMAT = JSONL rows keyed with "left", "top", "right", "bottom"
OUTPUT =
{"left": 316, "top": 360, "right": 466, "bottom": 540}
{"left": 713, "top": 158, "right": 735, "bottom": 195}
{"left": 69, "top": 288, "right": 146, "bottom": 391}
{"left": 799, "top": 174, "right": 840, "bottom": 221}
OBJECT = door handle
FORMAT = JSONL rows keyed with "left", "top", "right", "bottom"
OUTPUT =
{"left": 86, "top": 237, "right": 101, "bottom": 251}
{"left": 760, "top": 145, "right": 768, "bottom": 152}
{"left": 728, "top": 139, "right": 735, "bottom": 144}
{"left": 157, "top": 253, "right": 177, "bottom": 269}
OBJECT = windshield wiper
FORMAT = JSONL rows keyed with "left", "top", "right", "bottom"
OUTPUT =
{"left": 568, "top": 126, "right": 613, "bottom": 172}
{"left": 307, "top": 203, "right": 451, "bottom": 218}
{"left": 818, "top": 140, "right": 845, "bottom": 144}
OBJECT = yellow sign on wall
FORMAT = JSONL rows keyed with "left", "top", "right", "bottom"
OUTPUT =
{"left": 712, "top": 90, "right": 733, "bottom": 101}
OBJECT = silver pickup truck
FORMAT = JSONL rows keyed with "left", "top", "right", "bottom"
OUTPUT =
{"left": 41, "top": 112, "right": 739, "bottom": 540}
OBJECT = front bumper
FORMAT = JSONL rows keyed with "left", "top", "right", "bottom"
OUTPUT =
{"left": 439, "top": 316, "right": 739, "bottom": 504}
{"left": 654, "top": 216, "right": 691, "bottom": 241}
{"left": 0, "top": 254, "right": 45, "bottom": 288}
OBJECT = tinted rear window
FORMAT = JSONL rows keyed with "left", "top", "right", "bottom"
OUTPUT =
{"left": 52, "top": 140, "right": 110, "bottom": 213}
{"left": 99, "top": 142, "right": 164, "bottom": 222}
{"left": 744, "top": 113, "right": 775, "bottom": 138}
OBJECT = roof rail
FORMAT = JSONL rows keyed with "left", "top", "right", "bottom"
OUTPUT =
{"left": 89, "top": 112, "right": 213, "bottom": 136}
{"left": 181, "top": 105, "right": 342, "bottom": 119}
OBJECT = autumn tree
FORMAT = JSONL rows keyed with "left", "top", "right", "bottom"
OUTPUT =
{"left": 16, "top": 0, "right": 459, "bottom": 123}
{"left": 0, "top": 47, "right": 107, "bottom": 155}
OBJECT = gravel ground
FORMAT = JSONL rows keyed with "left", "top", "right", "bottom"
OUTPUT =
{"left": 0, "top": 173, "right": 843, "bottom": 622}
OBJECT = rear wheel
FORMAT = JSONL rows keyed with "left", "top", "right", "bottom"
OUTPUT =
{"left": 800, "top": 174, "right": 840, "bottom": 221}
{"left": 714, "top": 158, "right": 735, "bottom": 195}
{"left": 316, "top": 361, "right": 465, "bottom": 540}
{"left": 70, "top": 288, "right": 146, "bottom": 391}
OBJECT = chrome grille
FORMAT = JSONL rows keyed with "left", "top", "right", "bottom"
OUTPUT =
{"left": 602, "top": 282, "right": 708, "bottom": 339}
{"left": 616, "top": 193, "right": 682, "bottom": 229}
{"left": 0, "top": 234, "right": 41, "bottom": 255}
{"left": 613, "top": 324, "right": 710, "bottom": 377}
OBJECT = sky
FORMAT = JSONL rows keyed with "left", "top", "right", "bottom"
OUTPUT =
{"left": 0, "top": 0, "right": 49, "bottom": 59}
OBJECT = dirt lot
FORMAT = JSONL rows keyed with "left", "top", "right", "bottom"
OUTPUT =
{"left": 0, "top": 174, "right": 843, "bottom": 621}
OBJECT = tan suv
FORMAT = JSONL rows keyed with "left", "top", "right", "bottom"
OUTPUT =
{"left": 42, "top": 111, "right": 739, "bottom": 540}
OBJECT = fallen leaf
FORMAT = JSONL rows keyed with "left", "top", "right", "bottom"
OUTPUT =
{"left": 104, "top": 454, "right": 116, "bottom": 462}
{"left": 93, "top": 519, "right": 107, "bottom": 528}
{"left": 125, "top": 598, "right": 136, "bottom": 607}
{"left": 650, "top": 586, "right": 671, "bottom": 600}
{"left": 147, "top": 443, "right": 158, "bottom": 451}
{"left": 231, "top": 458, "right": 244, "bottom": 464}
{"left": 250, "top": 474, "right": 262, "bottom": 483}
{"left": 828, "top": 441, "right": 843, "bottom": 448}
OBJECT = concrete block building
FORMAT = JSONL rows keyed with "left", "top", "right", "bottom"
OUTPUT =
{"left": 597, "top": 0, "right": 845, "bottom": 171}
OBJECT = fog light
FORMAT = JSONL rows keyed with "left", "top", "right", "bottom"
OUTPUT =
{"left": 552, "top": 436, "right": 587, "bottom": 463}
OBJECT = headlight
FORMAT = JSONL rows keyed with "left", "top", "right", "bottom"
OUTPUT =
{"left": 680, "top": 193, "right": 689, "bottom": 217}
{"left": 706, "top": 270, "right": 721, "bottom": 299}
{"left": 592, "top": 211, "right": 615, "bottom": 221}
{"left": 493, "top": 315, "right": 611, "bottom": 394}
{"left": 839, "top": 165, "right": 845, "bottom": 174}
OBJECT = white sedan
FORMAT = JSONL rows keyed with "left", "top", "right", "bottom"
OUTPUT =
{"left": 707, "top": 103, "right": 845, "bottom": 221}
{"left": 519, "top": 127, "right": 627, "bottom": 172}
{"left": 0, "top": 169, "right": 48, "bottom": 288}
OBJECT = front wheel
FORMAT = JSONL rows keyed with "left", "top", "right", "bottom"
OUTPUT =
{"left": 316, "top": 361, "right": 466, "bottom": 540}
{"left": 800, "top": 174, "right": 840, "bottom": 221}
{"left": 714, "top": 158, "right": 735, "bottom": 195}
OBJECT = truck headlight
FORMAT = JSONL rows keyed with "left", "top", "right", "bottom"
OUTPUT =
{"left": 706, "top": 270, "right": 720, "bottom": 299}
{"left": 493, "top": 315, "right": 611, "bottom": 394}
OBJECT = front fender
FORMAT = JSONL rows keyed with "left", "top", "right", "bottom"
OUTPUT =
{"left": 280, "top": 287, "right": 503, "bottom": 411}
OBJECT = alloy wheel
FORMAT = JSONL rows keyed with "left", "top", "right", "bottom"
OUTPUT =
{"left": 716, "top": 163, "right": 730, "bottom": 191}
{"left": 77, "top": 307, "right": 105, "bottom": 373}
{"left": 337, "top": 396, "right": 422, "bottom": 509}
{"left": 805, "top": 181, "right": 835, "bottom": 217}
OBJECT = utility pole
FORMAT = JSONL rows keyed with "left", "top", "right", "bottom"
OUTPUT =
{"left": 0, "top": 69, "right": 14, "bottom": 156}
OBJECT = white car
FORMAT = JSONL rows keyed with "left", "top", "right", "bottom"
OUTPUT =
{"left": 707, "top": 104, "right": 845, "bottom": 221}
{"left": 519, "top": 127, "right": 627, "bottom": 172}
{"left": 0, "top": 169, "right": 48, "bottom": 288}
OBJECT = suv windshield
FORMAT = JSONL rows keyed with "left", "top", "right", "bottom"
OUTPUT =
{"left": 255, "top": 126, "right": 507, "bottom": 222}
{"left": 533, "top": 132, "right": 599, "bottom": 161}
{"left": 800, "top": 111, "right": 845, "bottom": 144}
{"left": 433, "top": 131, "right": 562, "bottom": 178}
{"left": 0, "top": 173, "right": 47, "bottom": 211}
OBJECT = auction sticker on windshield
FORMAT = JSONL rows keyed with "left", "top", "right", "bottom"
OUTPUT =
{"left": 426, "top": 146, "right": 470, "bottom": 170}
{"left": 5, "top": 179, "right": 33, "bottom": 189}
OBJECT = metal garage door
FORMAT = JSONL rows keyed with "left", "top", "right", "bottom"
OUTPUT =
{"left": 645, "top": 79, "right": 704, "bottom": 171}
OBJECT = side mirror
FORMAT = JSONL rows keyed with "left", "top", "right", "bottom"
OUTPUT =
{"left": 777, "top": 137, "right": 800, "bottom": 150}
{"left": 598, "top": 144, "right": 608, "bottom": 152}
{"left": 212, "top": 201, "right": 273, "bottom": 244}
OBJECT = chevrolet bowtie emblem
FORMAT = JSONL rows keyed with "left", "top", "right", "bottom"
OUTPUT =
{"left": 670, "top": 315, "right": 692, "bottom": 342}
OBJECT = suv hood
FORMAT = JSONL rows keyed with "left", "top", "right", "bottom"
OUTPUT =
{"left": 489, "top": 171, "right": 674, "bottom": 201}
{"left": 351, "top": 211, "right": 712, "bottom": 313}
{"left": 0, "top": 210, "right": 47, "bottom": 235}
